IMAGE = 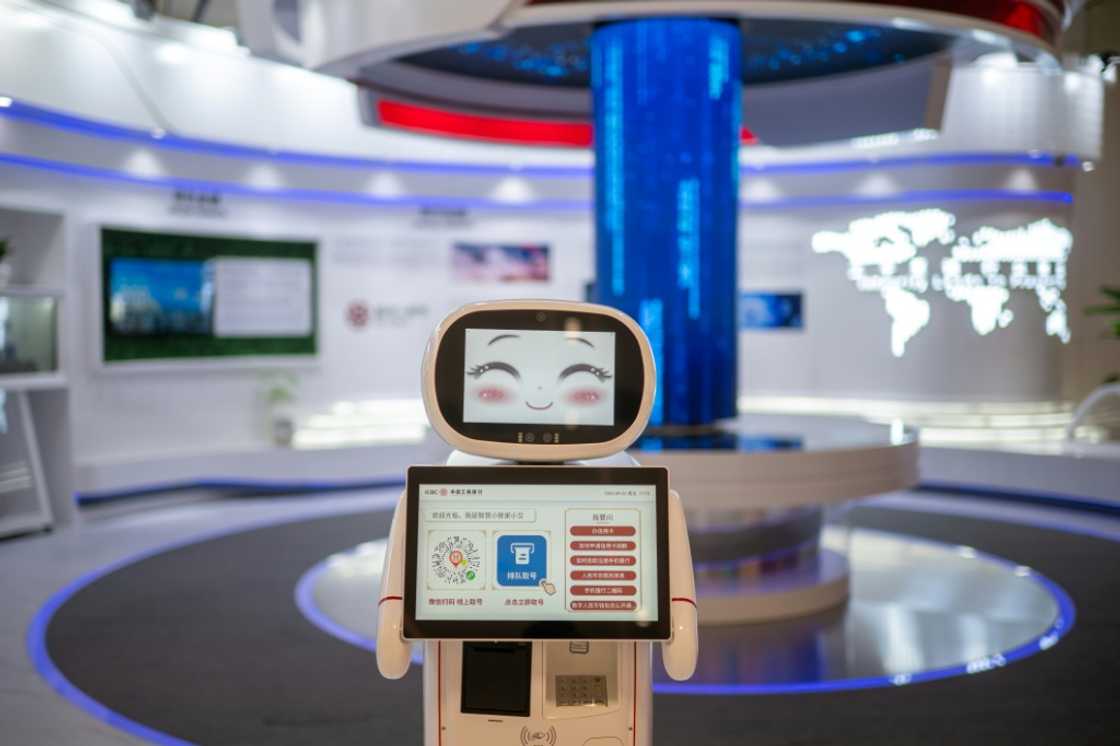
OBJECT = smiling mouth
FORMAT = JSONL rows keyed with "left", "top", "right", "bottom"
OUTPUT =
{"left": 525, "top": 401, "right": 554, "bottom": 411}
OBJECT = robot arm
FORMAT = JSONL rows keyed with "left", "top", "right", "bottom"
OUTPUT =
{"left": 661, "top": 488, "right": 698, "bottom": 681}
{"left": 376, "top": 490, "right": 412, "bottom": 679}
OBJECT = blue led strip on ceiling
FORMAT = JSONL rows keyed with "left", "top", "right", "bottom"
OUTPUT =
{"left": 0, "top": 96, "right": 1084, "bottom": 177}
{"left": 0, "top": 97, "right": 585, "bottom": 177}
{"left": 591, "top": 18, "right": 742, "bottom": 427}
{"left": 0, "top": 152, "right": 1075, "bottom": 210}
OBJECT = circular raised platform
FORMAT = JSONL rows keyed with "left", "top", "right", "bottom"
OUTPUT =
{"left": 632, "top": 414, "right": 919, "bottom": 510}
{"left": 298, "top": 525, "right": 1067, "bottom": 690}
{"left": 631, "top": 414, "right": 919, "bottom": 621}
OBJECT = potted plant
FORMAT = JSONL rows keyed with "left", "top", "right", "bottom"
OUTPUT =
{"left": 1081, "top": 286, "right": 1120, "bottom": 438}
{"left": 1085, "top": 285, "right": 1120, "bottom": 367}
{"left": 261, "top": 371, "right": 300, "bottom": 447}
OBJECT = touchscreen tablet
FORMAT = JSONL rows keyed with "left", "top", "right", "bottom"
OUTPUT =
{"left": 403, "top": 465, "right": 670, "bottom": 640}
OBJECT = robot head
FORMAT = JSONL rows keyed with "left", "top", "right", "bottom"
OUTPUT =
{"left": 422, "top": 300, "right": 656, "bottom": 462}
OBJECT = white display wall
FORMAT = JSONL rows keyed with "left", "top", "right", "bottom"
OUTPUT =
{"left": 2, "top": 159, "right": 1096, "bottom": 484}
{"left": 0, "top": 0, "right": 1117, "bottom": 495}
{"left": 740, "top": 200, "right": 1076, "bottom": 401}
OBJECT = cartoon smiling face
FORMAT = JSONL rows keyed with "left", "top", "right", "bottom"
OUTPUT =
{"left": 462, "top": 328, "right": 616, "bottom": 426}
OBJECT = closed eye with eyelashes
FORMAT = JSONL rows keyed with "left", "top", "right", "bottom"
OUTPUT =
{"left": 466, "top": 361, "right": 521, "bottom": 380}
{"left": 558, "top": 363, "right": 613, "bottom": 382}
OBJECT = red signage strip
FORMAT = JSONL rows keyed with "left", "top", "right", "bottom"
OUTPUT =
{"left": 377, "top": 99, "right": 592, "bottom": 147}
{"left": 378, "top": 99, "right": 758, "bottom": 148}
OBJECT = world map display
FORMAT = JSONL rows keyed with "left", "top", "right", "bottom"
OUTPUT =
{"left": 811, "top": 210, "right": 1073, "bottom": 357}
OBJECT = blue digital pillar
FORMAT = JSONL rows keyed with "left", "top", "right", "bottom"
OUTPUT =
{"left": 591, "top": 18, "right": 741, "bottom": 428}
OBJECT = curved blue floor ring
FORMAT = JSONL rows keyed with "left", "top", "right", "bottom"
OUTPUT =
{"left": 28, "top": 493, "right": 1101, "bottom": 744}
{"left": 26, "top": 501, "right": 401, "bottom": 746}
{"left": 293, "top": 532, "right": 1077, "bottom": 696}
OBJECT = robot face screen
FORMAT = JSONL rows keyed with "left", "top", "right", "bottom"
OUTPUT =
{"left": 431, "top": 307, "right": 646, "bottom": 446}
{"left": 462, "top": 328, "right": 616, "bottom": 426}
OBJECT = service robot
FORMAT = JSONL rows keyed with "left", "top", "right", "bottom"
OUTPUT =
{"left": 377, "top": 300, "right": 698, "bottom": 746}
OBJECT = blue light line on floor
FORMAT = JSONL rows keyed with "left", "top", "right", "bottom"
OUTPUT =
{"left": 75, "top": 476, "right": 406, "bottom": 506}
{"left": 27, "top": 498, "right": 400, "bottom": 746}
{"left": 28, "top": 491, "right": 1090, "bottom": 746}
{"left": 294, "top": 551, "right": 424, "bottom": 665}
{"left": 293, "top": 529, "right": 1077, "bottom": 697}
{"left": 0, "top": 152, "right": 1076, "bottom": 211}
{"left": 917, "top": 482, "right": 1120, "bottom": 518}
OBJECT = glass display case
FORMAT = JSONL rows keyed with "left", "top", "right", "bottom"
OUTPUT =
{"left": 0, "top": 287, "right": 63, "bottom": 387}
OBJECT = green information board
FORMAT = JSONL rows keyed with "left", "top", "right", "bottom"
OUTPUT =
{"left": 101, "top": 228, "right": 317, "bottom": 362}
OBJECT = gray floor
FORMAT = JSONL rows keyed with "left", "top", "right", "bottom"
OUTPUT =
{"left": 2, "top": 487, "right": 1117, "bottom": 746}
{"left": 0, "top": 488, "right": 401, "bottom": 746}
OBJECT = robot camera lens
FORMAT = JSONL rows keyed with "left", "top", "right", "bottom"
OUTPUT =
{"left": 536, "top": 312, "right": 547, "bottom": 322}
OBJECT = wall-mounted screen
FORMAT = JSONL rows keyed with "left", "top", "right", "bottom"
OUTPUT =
{"left": 463, "top": 328, "right": 616, "bottom": 426}
{"left": 101, "top": 229, "right": 316, "bottom": 362}
{"left": 740, "top": 291, "right": 803, "bottom": 330}
{"left": 451, "top": 242, "right": 550, "bottom": 283}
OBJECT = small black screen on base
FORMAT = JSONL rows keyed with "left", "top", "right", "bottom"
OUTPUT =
{"left": 460, "top": 642, "right": 532, "bottom": 717}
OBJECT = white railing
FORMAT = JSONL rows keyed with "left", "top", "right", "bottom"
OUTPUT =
{"left": 1066, "top": 383, "right": 1120, "bottom": 440}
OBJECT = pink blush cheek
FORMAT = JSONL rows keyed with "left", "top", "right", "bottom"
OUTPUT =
{"left": 565, "top": 388, "right": 603, "bottom": 407}
{"left": 474, "top": 386, "right": 512, "bottom": 404}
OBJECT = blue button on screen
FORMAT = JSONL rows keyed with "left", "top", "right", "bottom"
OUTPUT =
{"left": 497, "top": 535, "right": 547, "bottom": 587}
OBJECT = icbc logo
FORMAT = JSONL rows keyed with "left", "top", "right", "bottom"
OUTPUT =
{"left": 346, "top": 301, "right": 369, "bottom": 329}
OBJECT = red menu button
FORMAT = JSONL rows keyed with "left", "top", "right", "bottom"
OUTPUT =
{"left": 571, "top": 555, "right": 637, "bottom": 566}
{"left": 571, "top": 526, "right": 636, "bottom": 537}
{"left": 571, "top": 541, "right": 636, "bottom": 551}
{"left": 570, "top": 585, "right": 637, "bottom": 596}
{"left": 571, "top": 600, "right": 637, "bottom": 611}
{"left": 571, "top": 570, "right": 637, "bottom": 581}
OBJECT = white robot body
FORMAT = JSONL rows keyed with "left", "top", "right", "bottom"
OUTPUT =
{"left": 376, "top": 301, "right": 698, "bottom": 746}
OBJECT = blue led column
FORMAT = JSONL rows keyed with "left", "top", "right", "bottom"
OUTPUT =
{"left": 591, "top": 18, "right": 741, "bottom": 427}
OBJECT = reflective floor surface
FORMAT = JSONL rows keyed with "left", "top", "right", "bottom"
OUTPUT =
{"left": 298, "top": 527, "right": 1069, "bottom": 692}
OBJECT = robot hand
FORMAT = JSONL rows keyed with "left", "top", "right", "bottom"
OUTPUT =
{"left": 661, "top": 489, "right": 698, "bottom": 681}
{"left": 376, "top": 491, "right": 412, "bottom": 679}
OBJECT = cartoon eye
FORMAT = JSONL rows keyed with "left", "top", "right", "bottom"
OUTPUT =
{"left": 566, "top": 388, "right": 602, "bottom": 406}
{"left": 467, "top": 361, "right": 521, "bottom": 380}
{"left": 558, "top": 363, "right": 612, "bottom": 382}
{"left": 475, "top": 386, "right": 511, "bottom": 403}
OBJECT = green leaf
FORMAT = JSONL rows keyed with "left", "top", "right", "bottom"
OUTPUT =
{"left": 1086, "top": 304, "right": 1120, "bottom": 315}
{"left": 1102, "top": 286, "right": 1120, "bottom": 302}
